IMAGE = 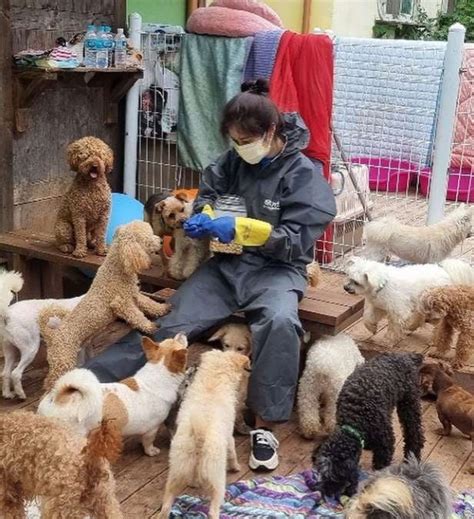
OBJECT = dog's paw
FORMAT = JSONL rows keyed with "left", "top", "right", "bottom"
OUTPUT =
{"left": 95, "top": 246, "right": 108, "bottom": 256}
{"left": 144, "top": 445, "right": 161, "bottom": 457}
{"left": 72, "top": 248, "right": 88, "bottom": 258}
{"left": 159, "top": 303, "right": 172, "bottom": 316}
{"left": 57, "top": 244, "right": 74, "bottom": 254}
{"left": 235, "top": 422, "right": 252, "bottom": 436}
{"left": 140, "top": 322, "right": 158, "bottom": 335}
{"left": 364, "top": 321, "right": 378, "bottom": 334}
{"left": 430, "top": 350, "right": 450, "bottom": 360}
{"left": 2, "top": 390, "right": 15, "bottom": 400}
{"left": 451, "top": 359, "right": 465, "bottom": 370}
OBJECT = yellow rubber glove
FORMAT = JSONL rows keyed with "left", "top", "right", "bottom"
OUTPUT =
{"left": 234, "top": 217, "right": 272, "bottom": 247}
{"left": 201, "top": 204, "right": 215, "bottom": 218}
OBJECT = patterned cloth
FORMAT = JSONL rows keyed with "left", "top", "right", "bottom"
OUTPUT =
{"left": 169, "top": 470, "right": 474, "bottom": 519}
{"left": 244, "top": 29, "right": 284, "bottom": 82}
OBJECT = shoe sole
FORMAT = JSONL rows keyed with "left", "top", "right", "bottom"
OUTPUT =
{"left": 248, "top": 452, "right": 279, "bottom": 472}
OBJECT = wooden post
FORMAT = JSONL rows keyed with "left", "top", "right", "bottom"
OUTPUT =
{"left": 187, "top": 0, "right": 199, "bottom": 18}
{"left": 302, "top": 0, "right": 312, "bottom": 34}
{"left": 0, "top": 0, "right": 14, "bottom": 232}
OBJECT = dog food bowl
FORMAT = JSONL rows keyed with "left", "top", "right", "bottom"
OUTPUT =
{"left": 350, "top": 157, "right": 416, "bottom": 193}
{"left": 418, "top": 167, "right": 474, "bottom": 203}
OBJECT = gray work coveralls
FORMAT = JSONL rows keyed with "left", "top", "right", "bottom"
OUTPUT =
{"left": 85, "top": 113, "right": 336, "bottom": 422}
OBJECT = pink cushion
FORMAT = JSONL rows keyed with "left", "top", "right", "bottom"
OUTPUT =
{"left": 211, "top": 0, "right": 283, "bottom": 28}
{"left": 187, "top": 6, "right": 280, "bottom": 37}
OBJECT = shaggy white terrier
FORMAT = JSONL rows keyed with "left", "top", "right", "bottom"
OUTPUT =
{"left": 297, "top": 334, "right": 364, "bottom": 439}
{"left": 1, "top": 295, "right": 83, "bottom": 400}
{"left": 344, "top": 256, "right": 474, "bottom": 344}
{"left": 362, "top": 204, "right": 473, "bottom": 264}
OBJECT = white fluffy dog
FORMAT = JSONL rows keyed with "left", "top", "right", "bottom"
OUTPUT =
{"left": 159, "top": 350, "right": 250, "bottom": 519}
{"left": 362, "top": 204, "right": 473, "bottom": 264}
{"left": 297, "top": 334, "right": 364, "bottom": 439}
{"left": 1, "top": 295, "right": 83, "bottom": 400}
{"left": 38, "top": 334, "right": 188, "bottom": 455}
{"left": 344, "top": 256, "right": 474, "bottom": 344}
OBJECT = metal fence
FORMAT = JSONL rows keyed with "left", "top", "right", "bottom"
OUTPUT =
{"left": 134, "top": 27, "right": 473, "bottom": 269}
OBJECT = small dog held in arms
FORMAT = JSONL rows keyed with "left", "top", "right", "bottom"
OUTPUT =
{"left": 419, "top": 285, "right": 474, "bottom": 370}
{"left": 344, "top": 256, "right": 474, "bottom": 344}
{"left": 0, "top": 286, "right": 83, "bottom": 400}
{"left": 38, "top": 334, "right": 187, "bottom": 455}
{"left": 346, "top": 454, "right": 452, "bottom": 519}
{"left": 297, "top": 334, "right": 364, "bottom": 439}
{"left": 159, "top": 350, "right": 251, "bottom": 519}
{"left": 40, "top": 220, "right": 171, "bottom": 390}
{"left": 419, "top": 362, "right": 474, "bottom": 474}
{"left": 0, "top": 412, "right": 123, "bottom": 518}
{"left": 362, "top": 203, "right": 473, "bottom": 263}
{"left": 55, "top": 136, "right": 113, "bottom": 258}
{"left": 312, "top": 353, "right": 425, "bottom": 498}
{"left": 144, "top": 192, "right": 210, "bottom": 280}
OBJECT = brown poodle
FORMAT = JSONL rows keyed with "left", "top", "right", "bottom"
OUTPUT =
{"left": 420, "top": 285, "right": 474, "bottom": 369}
{"left": 0, "top": 411, "right": 123, "bottom": 518}
{"left": 55, "top": 136, "right": 113, "bottom": 258}
{"left": 41, "top": 220, "right": 171, "bottom": 389}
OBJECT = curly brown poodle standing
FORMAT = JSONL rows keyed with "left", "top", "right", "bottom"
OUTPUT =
{"left": 0, "top": 412, "right": 123, "bottom": 519}
{"left": 420, "top": 285, "right": 474, "bottom": 369}
{"left": 41, "top": 221, "right": 171, "bottom": 390}
{"left": 55, "top": 136, "right": 113, "bottom": 258}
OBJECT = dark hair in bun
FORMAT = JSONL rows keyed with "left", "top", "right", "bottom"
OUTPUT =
{"left": 221, "top": 78, "right": 283, "bottom": 138}
{"left": 241, "top": 78, "right": 270, "bottom": 96}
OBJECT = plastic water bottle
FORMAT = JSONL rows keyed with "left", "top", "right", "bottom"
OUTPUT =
{"left": 96, "top": 25, "right": 108, "bottom": 69}
{"left": 83, "top": 25, "right": 97, "bottom": 67}
{"left": 104, "top": 26, "right": 115, "bottom": 67}
{"left": 114, "top": 28, "right": 127, "bottom": 68}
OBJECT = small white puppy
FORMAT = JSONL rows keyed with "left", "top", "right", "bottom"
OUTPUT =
{"left": 344, "top": 256, "right": 474, "bottom": 344}
{"left": 38, "top": 334, "right": 188, "bottom": 455}
{"left": 297, "top": 334, "right": 364, "bottom": 439}
{"left": 159, "top": 350, "right": 250, "bottom": 519}
{"left": 1, "top": 295, "right": 83, "bottom": 400}
{"left": 362, "top": 204, "right": 473, "bottom": 263}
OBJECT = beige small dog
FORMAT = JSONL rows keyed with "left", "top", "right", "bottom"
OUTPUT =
{"left": 144, "top": 192, "right": 210, "bottom": 280}
{"left": 40, "top": 220, "right": 171, "bottom": 390}
{"left": 0, "top": 411, "right": 123, "bottom": 518}
{"left": 55, "top": 136, "right": 113, "bottom": 258}
{"left": 159, "top": 350, "right": 251, "bottom": 519}
{"left": 208, "top": 322, "right": 252, "bottom": 356}
{"left": 419, "top": 285, "right": 474, "bottom": 370}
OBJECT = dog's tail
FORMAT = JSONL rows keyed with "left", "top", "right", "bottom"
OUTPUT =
{"left": 347, "top": 475, "right": 413, "bottom": 518}
{"left": 306, "top": 261, "right": 321, "bottom": 288}
{"left": 0, "top": 270, "right": 23, "bottom": 317}
{"left": 37, "top": 368, "right": 104, "bottom": 432}
{"left": 38, "top": 304, "right": 71, "bottom": 341}
{"left": 439, "top": 258, "right": 474, "bottom": 285}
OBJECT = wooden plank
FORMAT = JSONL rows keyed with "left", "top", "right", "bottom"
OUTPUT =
{"left": 12, "top": 254, "right": 42, "bottom": 300}
{"left": 302, "top": 0, "right": 312, "bottom": 34}
{"left": 304, "top": 287, "right": 364, "bottom": 310}
{"left": 0, "top": 0, "right": 14, "bottom": 233}
{"left": 41, "top": 261, "right": 63, "bottom": 298}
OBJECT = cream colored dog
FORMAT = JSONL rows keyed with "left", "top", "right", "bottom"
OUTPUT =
{"left": 159, "top": 350, "right": 251, "bottom": 519}
{"left": 38, "top": 334, "right": 188, "bottom": 456}
{"left": 208, "top": 322, "right": 252, "bottom": 356}
{"left": 362, "top": 204, "right": 473, "bottom": 264}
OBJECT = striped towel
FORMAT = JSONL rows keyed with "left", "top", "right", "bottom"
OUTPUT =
{"left": 244, "top": 29, "right": 284, "bottom": 82}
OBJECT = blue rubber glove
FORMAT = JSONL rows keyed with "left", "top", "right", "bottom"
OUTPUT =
{"left": 207, "top": 216, "right": 236, "bottom": 243}
{"left": 183, "top": 213, "right": 212, "bottom": 239}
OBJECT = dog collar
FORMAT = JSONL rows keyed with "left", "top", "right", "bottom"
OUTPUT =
{"left": 341, "top": 425, "right": 365, "bottom": 449}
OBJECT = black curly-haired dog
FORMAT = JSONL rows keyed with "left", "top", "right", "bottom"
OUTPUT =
{"left": 312, "top": 352, "right": 425, "bottom": 498}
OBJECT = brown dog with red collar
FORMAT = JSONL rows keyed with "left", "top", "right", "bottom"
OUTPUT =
{"left": 420, "top": 362, "right": 474, "bottom": 473}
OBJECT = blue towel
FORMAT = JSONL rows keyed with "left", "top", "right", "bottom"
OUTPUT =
{"left": 244, "top": 29, "right": 284, "bottom": 82}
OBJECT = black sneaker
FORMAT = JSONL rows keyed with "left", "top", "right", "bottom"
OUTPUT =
{"left": 249, "top": 428, "right": 279, "bottom": 471}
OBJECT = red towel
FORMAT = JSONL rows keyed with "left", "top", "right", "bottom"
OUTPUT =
{"left": 270, "top": 31, "right": 334, "bottom": 263}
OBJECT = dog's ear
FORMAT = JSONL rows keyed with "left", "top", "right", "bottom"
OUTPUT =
{"left": 173, "top": 332, "right": 188, "bottom": 348}
{"left": 364, "top": 270, "right": 387, "bottom": 292}
{"left": 142, "top": 336, "right": 160, "bottom": 360}
{"left": 155, "top": 200, "right": 167, "bottom": 214}
{"left": 118, "top": 234, "right": 151, "bottom": 275}
{"left": 170, "top": 349, "right": 188, "bottom": 373}
{"left": 174, "top": 191, "right": 189, "bottom": 203}
{"left": 66, "top": 141, "right": 81, "bottom": 172}
{"left": 208, "top": 326, "right": 227, "bottom": 343}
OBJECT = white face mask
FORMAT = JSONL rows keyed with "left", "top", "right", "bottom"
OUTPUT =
{"left": 233, "top": 136, "right": 271, "bottom": 164}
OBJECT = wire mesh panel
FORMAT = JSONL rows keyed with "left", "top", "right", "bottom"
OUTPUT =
{"left": 323, "top": 37, "right": 448, "bottom": 269}
{"left": 136, "top": 30, "right": 198, "bottom": 204}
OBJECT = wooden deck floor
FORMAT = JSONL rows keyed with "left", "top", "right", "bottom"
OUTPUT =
{"left": 1, "top": 272, "right": 473, "bottom": 517}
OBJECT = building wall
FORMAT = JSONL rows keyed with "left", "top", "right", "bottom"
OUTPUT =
{"left": 127, "top": 0, "right": 186, "bottom": 26}
{"left": 8, "top": 0, "right": 126, "bottom": 232}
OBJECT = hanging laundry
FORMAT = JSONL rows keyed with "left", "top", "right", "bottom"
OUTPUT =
{"left": 244, "top": 29, "right": 284, "bottom": 82}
